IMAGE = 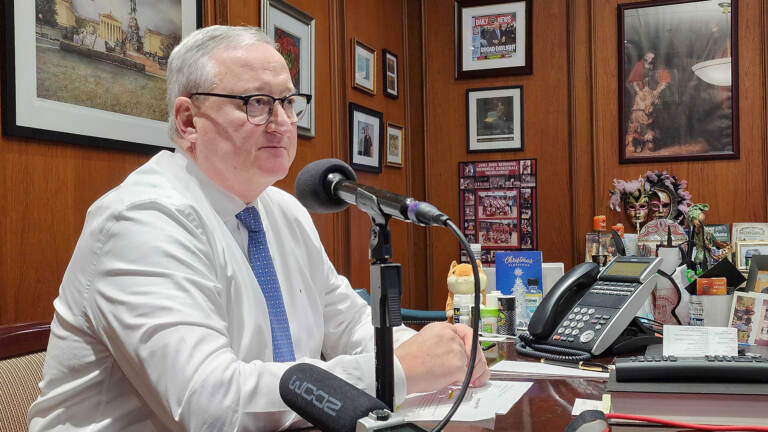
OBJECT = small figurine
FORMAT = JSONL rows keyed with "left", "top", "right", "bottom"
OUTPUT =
{"left": 686, "top": 203, "right": 731, "bottom": 272}
{"left": 446, "top": 260, "right": 487, "bottom": 319}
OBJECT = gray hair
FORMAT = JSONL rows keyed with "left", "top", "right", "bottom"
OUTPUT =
{"left": 166, "top": 25, "right": 275, "bottom": 139}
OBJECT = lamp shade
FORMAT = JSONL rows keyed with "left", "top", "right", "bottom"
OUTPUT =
{"left": 691, "top": 57, "right": 731, "bottom": 86}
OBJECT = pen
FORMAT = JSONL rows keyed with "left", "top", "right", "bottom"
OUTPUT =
{"left": 447, "top": 389, "right": 454, "bottom": 400}
{"left": 540, "top": 358, "right": 611, "bottom": 373}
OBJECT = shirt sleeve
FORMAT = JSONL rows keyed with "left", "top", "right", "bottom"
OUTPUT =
{"left": 86, "top": 201, "right": 415, "bottom": 431}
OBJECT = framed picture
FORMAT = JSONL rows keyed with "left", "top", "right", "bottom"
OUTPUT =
{"left": 262, "top": 0, "right": 315, "bottom": 138}
{"left": 352, "top": 38, "right": 376, "bottom": 95}
{"left": 382, "top": 49, "right": 398, "bottom": 99}
{"left": 732, "top": 223, "right": 768, "bottom": 243}
{"left": 1, "top": 0, "right": 202, "bottom": 152}
{"left": 385, "top": 122, "right": 403, "bottom": 167}
{"left": 618, "top": 0, "right": 739, "bottom": 163}
{"left": 745, "top": 255, "right": 768, "bottom": 294}
{"left": 466, "top": 86, "right": 523, "bottom": 152}
{"left": 349, "top": 103, "right": 383, "bottom": 173}
{"left": 735, "top": 241, "right": 768, "bottom": 271}
{"left": 454, "top": 0, "right": 532, "bottom": 79}
{"left": 728, "top": 291, "right": 768, "bottom": 345}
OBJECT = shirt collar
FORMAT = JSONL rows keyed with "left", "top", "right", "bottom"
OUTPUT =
{"left": 174, "top": 149, "right": 249, "bottom": 224}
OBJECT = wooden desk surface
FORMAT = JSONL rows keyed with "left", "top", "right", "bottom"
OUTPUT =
{"left": 434, "top": 341, "right": 608, "bottom": 432}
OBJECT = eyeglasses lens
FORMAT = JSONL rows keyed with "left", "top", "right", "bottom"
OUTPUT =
{"left": 246, "top": 95, "right": 308, "bottom": 125}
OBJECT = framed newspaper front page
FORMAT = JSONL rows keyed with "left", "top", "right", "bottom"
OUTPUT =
{"left": 454, "top": 0, "right": 532, "bottom": 79}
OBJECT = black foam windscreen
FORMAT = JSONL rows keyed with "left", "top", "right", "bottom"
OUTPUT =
{"left": 279, "top": 363, "right": 387, "bottom": 432}
{"left": 294, "top": 158, "right": 358, "bottom": 214}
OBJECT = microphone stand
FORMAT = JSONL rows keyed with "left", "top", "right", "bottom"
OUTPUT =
{"left": 356, "top": 188, "right": 402, "bottom": 410}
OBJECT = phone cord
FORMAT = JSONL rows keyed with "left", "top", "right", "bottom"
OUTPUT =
{"left": 515, "top": 333, "right": 592, "bottom": 362}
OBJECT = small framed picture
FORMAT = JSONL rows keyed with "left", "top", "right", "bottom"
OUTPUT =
{"left": 349, "top": 103, "right": 383, "bottom": 172}
{"left": 385, "top": 122, "right": 404, "bottom": 167}
{"left": 454, "top": 0, "right": 532, "bottom": 79}
{"left": 466, "top": 86, "right": 523, "bottom": 152}
{"left": 735, "top": 241, "right": 768, "bottom": 271}
{"left": 382, "top": 49, "right": 398, "bottom": 98}
{"left": 352, "top": 38, "right": 376, "bottom": 95}
{"left": 728, "top": 291, "right": 768, "bottom": 345}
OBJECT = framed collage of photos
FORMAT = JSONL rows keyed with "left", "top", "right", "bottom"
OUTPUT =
{"left": 459, "top": 159, "right": 538, "bottom": 265}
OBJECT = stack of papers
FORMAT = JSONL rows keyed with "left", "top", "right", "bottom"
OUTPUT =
{"left": 397, "top": 381, "right": 532, "bottom": 428}
{"left": 490, "top": 360, "right": 610, "bottom": 380}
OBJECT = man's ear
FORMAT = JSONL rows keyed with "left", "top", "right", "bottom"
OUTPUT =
{"left": 174, "top": 97, "right": 197, "bottom": 139}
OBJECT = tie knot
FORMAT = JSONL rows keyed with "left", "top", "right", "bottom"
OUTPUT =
{"left": 236, "top": 206, "right": 264, "bottom": 233}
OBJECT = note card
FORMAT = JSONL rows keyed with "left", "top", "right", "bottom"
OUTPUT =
{"left": 662, "top": 325, "right": 738, "bottom": 357}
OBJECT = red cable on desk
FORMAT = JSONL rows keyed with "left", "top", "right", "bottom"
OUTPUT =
{"left": 606, "top": 413, "right": 768, "bottom": 431}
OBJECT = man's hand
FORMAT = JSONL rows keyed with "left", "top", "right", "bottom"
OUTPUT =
{"left": 395, "top": 322, "right": 490, "bottom": 394}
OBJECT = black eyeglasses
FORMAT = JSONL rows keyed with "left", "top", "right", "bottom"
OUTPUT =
{"left": 189, "top": 92, "right": 312, "bottom": 125}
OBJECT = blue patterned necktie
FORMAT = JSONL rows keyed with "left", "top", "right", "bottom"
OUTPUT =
{"left": 236, "top": 206, "right": 296, "bottom": 362}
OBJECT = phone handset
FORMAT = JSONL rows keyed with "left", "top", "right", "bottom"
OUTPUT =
{"left": 516, "top": 262, "right": 600, "bottom": 362}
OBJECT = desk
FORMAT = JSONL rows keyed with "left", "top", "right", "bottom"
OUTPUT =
{"left": 439, "top": 342, "right": 768, "bottom": 431}
{"left": 435, "top": 341, "right": 607, "bottom": 432}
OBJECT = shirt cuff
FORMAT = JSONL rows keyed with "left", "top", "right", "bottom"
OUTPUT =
{"left": 392, "top": 353, "right": 408, "bottom": 406}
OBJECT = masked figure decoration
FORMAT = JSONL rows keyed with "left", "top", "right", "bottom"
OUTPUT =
{"left": 609, "top": 171, "right": 691, "bottom": 233}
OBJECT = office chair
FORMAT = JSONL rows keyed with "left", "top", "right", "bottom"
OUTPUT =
{"left": 354, "top": 289, "right": 447, "bottom": 326}
{"left": 0, "top": 321, "right": 51, "bottom": 432}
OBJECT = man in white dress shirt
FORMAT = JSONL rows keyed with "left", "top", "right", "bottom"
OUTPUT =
{"left": 28, "top": 26, "right": 489, "bottom": 431}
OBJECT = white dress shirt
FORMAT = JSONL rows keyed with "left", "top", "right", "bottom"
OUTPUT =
{"left": 28, "top": 150, "right": 414, "bottom": 431}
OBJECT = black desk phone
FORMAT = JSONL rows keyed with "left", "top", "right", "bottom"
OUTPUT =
{"left": 517, "top": 256, "right": 663, "bottom": 361}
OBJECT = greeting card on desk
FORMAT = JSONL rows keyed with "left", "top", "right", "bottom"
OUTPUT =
{"left": 496, "top": 251, "right": 542, "bottom": 295}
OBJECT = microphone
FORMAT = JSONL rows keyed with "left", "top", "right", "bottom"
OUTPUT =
{"left": 295, "top": 158, "right": 450, "bottom": 226}
{"left": 279, "top": 363, "right": 388, "bottom": 432}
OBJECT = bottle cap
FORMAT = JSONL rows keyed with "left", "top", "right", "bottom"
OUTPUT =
{"left": 527, "top": 278, "right": 538, "bottom": 286}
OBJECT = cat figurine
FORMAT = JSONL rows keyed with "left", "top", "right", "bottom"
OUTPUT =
{"left": 446, "top": 260, "right": 487, "bottom": 319}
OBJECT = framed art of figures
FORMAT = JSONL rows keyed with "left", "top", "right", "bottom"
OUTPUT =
{"left": 382, "top": 49, "right": 398, "bottom": 99}
{"left": 1, "top": 0, "right": 201, "bottom": 152}
{"left": 349, "top": 103, "right": 383, "bottom": 173}
{"left": 352, "top": 38, "right": 376, "bottom": 95}
{"left": 618, "top": 0, "right": 739, "bottom": 163}
{"left": 466, "top": 86, "right": 523, "bottom": 152}
{"left": 454, "top": 0, "right": 532, "bottom": 79}
{"left": 385, "top": 122, "right": 403, "bottom": 167}
{"left": 262, "top": 0, "right": 316, "bottom": 138}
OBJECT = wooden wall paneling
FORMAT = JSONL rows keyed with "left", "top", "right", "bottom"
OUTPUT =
{"left": 403, "top": 0, "right": 428, "bottom": 310}
{"left": 342, "top": 0, "right": 412, "bottom": 299}
{"left": 567, "top": 0, "right": 597, "bottom": 264}
{"left": 422, "top": 1, "right": 573, "bottom": 310}
{"left": 227, "top": 0, "right": 260, "bottom": 27}
{"left": 204, "top": 0, "right": 229, "bottom": 26}
{"left": 583, "top": 1, "right": 767, "bottom": 241}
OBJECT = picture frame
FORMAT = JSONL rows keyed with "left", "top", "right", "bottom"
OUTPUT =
{"left": 745, "top": 255, "right": 768, "bottom": 294}
{"left": 385, "top": 122, "right": 403, "bottom": 167}
{"left": 618, "top": 0, "right": 739, "bottom": 164}
{"left": 734, "top": 241, "right": 768, "bottom": 271}
{"left": 382, "top": 49, "right": 398, "bottom": 99}
{"left": 454, "top": 0, "right": 532, "bottom": 79}
{"left": 731, "top": 223, "right": 768, "bottom": 243}
{"left": 349, "top": 103, "right": 383, "bottom": 173}
{"left": 352, "top": 38, "right": 376, "bottom": 95}
{"left": 728, "top": 291, "right": 768, "bottom": 345}
{"left": 466, "top": 85, "right": 523, "bottom": 153}
{"left": 1, "top": 0, "right": 202, "bottom": 152}
{"left": 262, "top": 0, "right": 316, "bottom": 138}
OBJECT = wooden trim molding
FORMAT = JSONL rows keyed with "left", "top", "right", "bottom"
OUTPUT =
{"left": 0, "top": 321, "right": 51, "bottom": 360}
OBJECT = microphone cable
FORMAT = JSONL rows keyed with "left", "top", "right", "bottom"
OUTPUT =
{"left": 430, "top": 219, "right": 482, "bottom": 432}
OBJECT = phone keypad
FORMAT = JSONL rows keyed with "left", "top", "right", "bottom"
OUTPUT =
{"left": 551, "top": 307, "right": 616, "bottom": 347}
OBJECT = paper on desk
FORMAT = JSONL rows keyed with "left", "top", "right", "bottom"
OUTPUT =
{"left": 490, "top": 360, "right": 610, "bottom": 379}
{"left": 662, "top": 325, "right": 738, "bottom": 357}
{"left": 397, "top": 380, "right": 532, "bottom": 425}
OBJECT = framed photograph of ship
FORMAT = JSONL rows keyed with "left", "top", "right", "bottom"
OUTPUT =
{"left": 1, "top": 0, "right": 202, "bottom": 152}
{"left": 261, "top": 0, "right": 315, "bottom": 138}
